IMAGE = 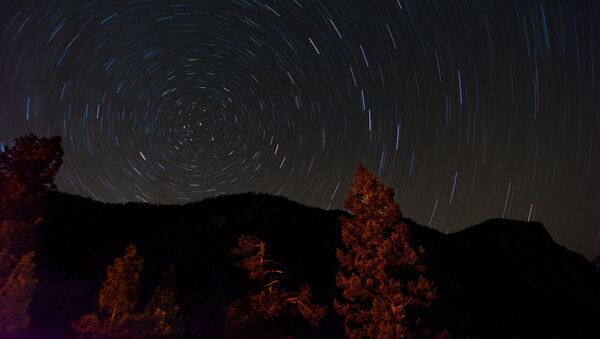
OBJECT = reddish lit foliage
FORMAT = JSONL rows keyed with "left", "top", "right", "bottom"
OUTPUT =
{"left": 139, "top": 265, "right": 185, "bottom": 337}
{"left": 0, "top": 134, "right": 63, "bottom": 336}
{"left": 435, "top": 329, "right": 452, "bottom": 339}
{"left": 0, "top": 251, "right": 37, "bottom": 335}
{"left": 72, "top": 245, "right": 184, "bottom": 338}
{"left": 0, "top": 134, "right": 63, "bottom": 221}
{"left": 226, "top": 235, "right": 327, "bottom": 338}
{"left": 335, "top": 164, "right": 436, "bottom": 339}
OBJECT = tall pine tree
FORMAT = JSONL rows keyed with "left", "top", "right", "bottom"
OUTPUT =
{"left": 335, "top": 164, "right": 436, "bottom": 339}
{"left": 0, "top": 134, "right": 63, "bottom": 336}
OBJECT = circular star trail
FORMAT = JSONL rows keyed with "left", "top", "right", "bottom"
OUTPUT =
{"left": 0, "top": 0, "right": 598, "bottom": 257}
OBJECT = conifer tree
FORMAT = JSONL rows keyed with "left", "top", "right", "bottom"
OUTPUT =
{"left": 136, "top": 265, "right": 185, "bottom": 338}
{"left": 73, "top": 245, "right": 185, "bottom": 338}
{"left": 0, "top": 134, "right": 63, "bottom": 222}
{"left": 226, "top": 235, "right": 327, "bottom": 338}
{"left": 0, "top": 134, "right": 63, "bottom": 336}
{"left": 72, "top": 244, "right": 144, "bottom": 337}
{"left": 335, "top": 164, "right": 436, "bottom": 339}
{"left": 100, "top": 245, "right": 144, "bottom": 321}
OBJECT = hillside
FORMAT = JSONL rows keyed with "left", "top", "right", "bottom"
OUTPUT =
{"left": 30, "top": 191, "right": 600, "bottom": 338}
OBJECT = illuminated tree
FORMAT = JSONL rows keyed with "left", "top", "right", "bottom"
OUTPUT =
{"left": 72, "top": 245, "right": 184, "bottom": 338}
{"left": 0, "top": 134, "right": 63, "bottom": 221}
{"left": 0, "top": 134, "right": 63, "bottom": 336}
{"left": 101, "top": 245, "right": 144, "bottom": 321}
{"left": 72, "top": 245, "right": 144, "bottom": 337}
{"left": 226, "top": 235, "right": 327, "bottom": 338}
{"left": 136, "top": 265, "right": 185, "bottom": 338}
{"left": 335, "top": 164, "right": 436, "bottom": 339}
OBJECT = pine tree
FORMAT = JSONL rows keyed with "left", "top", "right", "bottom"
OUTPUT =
{"left": 0, "top": 134, "right": 63, "bottom": 336}
{"left": 226, "top": 235, "right": 327, "bottom": 338}
{"left": 136, "top": 265, "right": 185, "bottom": 338}
{"left": 335, "top": 164, "right": 436, "bottom": 339}
{"left": 100, "top": 245, "right": 144, "bottom": 321}
{"left": 72, "top": 246, "right": 185, "bottom": 338}
{"left": 72, "top": 244, "right": 144, "bottom": 337}
{"left": 0, "top": 134, "right": 63, "bottom": 194}
{"left": 0, "top": 134, "right": 63, "bottom": 221}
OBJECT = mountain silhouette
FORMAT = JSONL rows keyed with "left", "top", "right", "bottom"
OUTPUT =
{"left": 29, "top": 191, "right": 600, "bottom": 338}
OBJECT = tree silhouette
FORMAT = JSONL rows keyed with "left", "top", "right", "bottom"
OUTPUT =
{"left": 335, "top": 164, "right": 436, "bottom": 339}
{"left": 72, "top": 245, "right": 184, "bottom": 338}
{"left": 0, "top": 134, "right": 63, "bottom": 336}
{"left": 226, "top": 235, "right": 327, "bottom": 338}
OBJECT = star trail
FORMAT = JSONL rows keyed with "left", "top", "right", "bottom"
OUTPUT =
{"left": 0, "top": 0, "right": 598, "bottom": 257}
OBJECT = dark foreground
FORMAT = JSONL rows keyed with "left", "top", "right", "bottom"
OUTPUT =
{"left": 31, "top": 191, "right": 600, "bottom": 338}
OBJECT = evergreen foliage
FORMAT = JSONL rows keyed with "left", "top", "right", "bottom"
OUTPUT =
{"left": 0, "top": 134, "right": 62, "bottom": 336}
{"left": 72, "top": 245, "right": 184, "bottom": 338}
{"left": 335, "top": 164, "right": 436, "bottom": 338}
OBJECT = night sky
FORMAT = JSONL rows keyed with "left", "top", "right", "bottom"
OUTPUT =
{"left": 0, "top": 1, "right": 598, "bottom": 257}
